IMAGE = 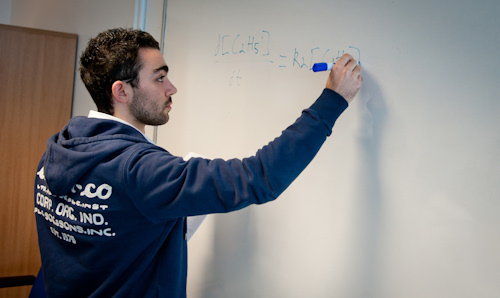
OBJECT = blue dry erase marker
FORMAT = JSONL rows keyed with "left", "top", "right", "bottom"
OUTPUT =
{"left": 313, "top": 61, "right": 361, "bottom": 72}
{"left": 312, "top": 62, "right": 334, "bottom": 72}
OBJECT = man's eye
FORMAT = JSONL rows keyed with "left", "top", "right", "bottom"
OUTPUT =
{"left": 157, "top": 75, "right": 165, "bottom": 82}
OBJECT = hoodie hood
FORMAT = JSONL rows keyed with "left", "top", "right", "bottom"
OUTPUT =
{"left": 41, "top": 116, "right": 148, "bottom": 196}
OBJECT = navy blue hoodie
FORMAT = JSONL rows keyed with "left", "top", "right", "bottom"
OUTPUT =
{"left": 34, "top": 89, "right": 347, "bottom": 297}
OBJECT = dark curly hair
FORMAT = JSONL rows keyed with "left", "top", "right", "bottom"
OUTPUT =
{"left": 79, "top": 28, "right": 160, "bottom": 114}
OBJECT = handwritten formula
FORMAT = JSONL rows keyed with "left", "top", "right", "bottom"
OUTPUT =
{"left": 214, "top": 30, "right": 361, "bottom": 86}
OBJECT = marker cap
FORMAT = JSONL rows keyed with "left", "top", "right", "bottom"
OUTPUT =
{"left": 312, "top": 62, "right": 333, "bottom": 72}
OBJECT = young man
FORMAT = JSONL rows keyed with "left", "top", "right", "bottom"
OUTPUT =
{"left": 34, "top": 28, "right": 362, "bottom": 297}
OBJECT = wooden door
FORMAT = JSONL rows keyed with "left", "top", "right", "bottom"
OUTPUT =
{"left": 0, "top": 24, "right": 77, "bottom": 297}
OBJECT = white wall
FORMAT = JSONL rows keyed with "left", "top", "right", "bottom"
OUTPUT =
{"left": 0, "top": 0, "right": 11, "bottom": 24}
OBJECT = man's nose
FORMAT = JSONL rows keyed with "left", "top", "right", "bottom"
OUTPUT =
{"left": 166, "top": 79, "right": 177, "bottom": 96}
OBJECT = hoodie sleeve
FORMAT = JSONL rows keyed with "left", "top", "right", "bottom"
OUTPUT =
{"left": 123, "top": 89, "right": 348, "bottom": 221}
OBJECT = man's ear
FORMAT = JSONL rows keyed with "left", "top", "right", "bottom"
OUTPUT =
{"left": 111, "top": 80, "right": 131, "bottom": 104}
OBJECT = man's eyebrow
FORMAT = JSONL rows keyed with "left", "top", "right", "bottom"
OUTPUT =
{"left": 153, "top": 65, "right": 169, "bottom": 74}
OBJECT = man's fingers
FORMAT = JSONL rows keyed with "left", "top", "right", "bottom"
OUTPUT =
{"left": 336, "top": 53, "right": 354, "bottom": 67}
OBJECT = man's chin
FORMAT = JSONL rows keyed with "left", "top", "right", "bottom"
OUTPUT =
{"left": 144, "top": 115, "right": 169, "bottom": 126}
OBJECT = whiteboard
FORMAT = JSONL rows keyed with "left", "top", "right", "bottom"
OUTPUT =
{"left": 157, "top": 0, "right": 500, "bottom": 297}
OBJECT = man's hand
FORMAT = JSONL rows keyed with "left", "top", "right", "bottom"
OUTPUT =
{"left": 326, "top": 54, "right": 363, "bottom": 103}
